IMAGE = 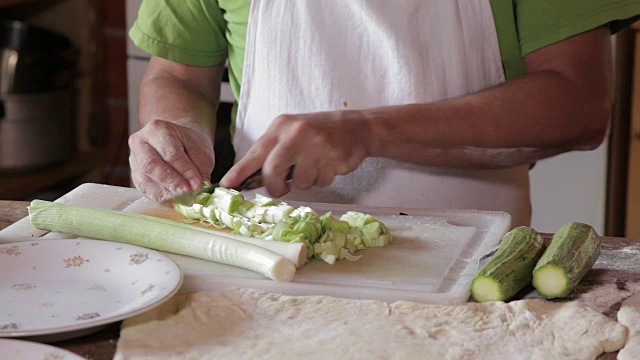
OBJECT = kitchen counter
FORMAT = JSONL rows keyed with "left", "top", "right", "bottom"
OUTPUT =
{"left": 1, "top": 200, "right": 638, "bottom": 360}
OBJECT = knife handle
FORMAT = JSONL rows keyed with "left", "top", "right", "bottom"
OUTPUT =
{"left": 237, "top": 167, "right": 294, "bottom": 191}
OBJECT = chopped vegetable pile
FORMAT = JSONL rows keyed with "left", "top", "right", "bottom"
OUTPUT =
{"left": 174, "top": 187, "right": 393, "bottom": 265}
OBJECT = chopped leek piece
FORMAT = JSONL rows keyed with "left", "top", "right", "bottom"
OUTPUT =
{"left": 210, "top": 187, "right": 245, "bottom": 213}
{"left": 340, "top": 211, "right": 376, "bottom": 228}
{"left": 212, "top": 208, "right": 249, "bottom": 230}
{"left": 236, "top": 200, "right": 257, "bottom": 217}
{"left": 171, "top": 188, "right": 394, "bottom": 266}
{"left": 174, "top": 204, "right": 201, "bottom": 220}
{"left": 341, "top": 211, "right": 391, "bottom": 248}
{"left": 254, "top": 193, "right": 276, "bottom": 206}
{"left": 340, "top": 248, "right": 361, "bottom": 261}
{"left": 250, "top": 204, "right": 294, "bottom": 224}
{"left": 314, "top": 242, "right": 341, "bottom": 264}
{"left": 320, "top": 212, "right": 351, "bottom": 233}
{"left": 194, "top": 192, "right": 212, "bottom": 205}
{"left": 290, "top": 206, "right": 316, "bottom": 217}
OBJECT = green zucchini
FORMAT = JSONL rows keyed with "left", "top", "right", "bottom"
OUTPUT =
{"left": 532, "top": 222, "right": 600, "bottom": 299}
{"left": 471, "top": 226, "right": 545, "bottom": 303}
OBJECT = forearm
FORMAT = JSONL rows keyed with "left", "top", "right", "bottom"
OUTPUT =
{"left": 365, "top": 71, "right": 610, "bottom": 169}
{"left": 365, "top": 27, "right": 613, "bottom": 169}
{"left": 138, "top": 57, "right": 224, "bottom": 136}
{"left": 140, "top": 76, "right": 219, "bottom": 135}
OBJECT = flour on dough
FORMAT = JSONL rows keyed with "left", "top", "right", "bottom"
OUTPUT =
{"left": 617, "top": 305, "right": 640, "bottom": 360}
{"left": 114, "top": 288, "right": 626, "bottom": 360}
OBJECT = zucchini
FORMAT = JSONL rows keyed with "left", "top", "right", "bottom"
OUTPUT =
{"left": 532, "top": 222, "right": 600, "bottom": 299}
{"left": 471, "top": 226, "right": 545, "bottom": 303}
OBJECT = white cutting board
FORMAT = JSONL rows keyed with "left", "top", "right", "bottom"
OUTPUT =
{"left": 0, "top": 183, "right": 511, "bottom": 305}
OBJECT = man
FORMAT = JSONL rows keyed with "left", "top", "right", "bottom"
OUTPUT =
{"left": 128, "top": 0, "right": 640, "bottom": 227}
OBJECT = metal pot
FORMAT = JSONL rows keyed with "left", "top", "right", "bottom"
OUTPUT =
{"left": 0, "top": 88, "right": 77, "bottom": 171}
{"left": 0, "top": 20, "right": 77, "bottom": 94}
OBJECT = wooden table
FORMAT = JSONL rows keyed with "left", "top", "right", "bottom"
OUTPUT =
{"left": 1, "top": 200, "right": 639, "bottom": 360}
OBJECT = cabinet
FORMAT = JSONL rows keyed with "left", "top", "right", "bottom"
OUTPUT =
{"left": 0, "top": 0, "right": 106, "bottom": 200}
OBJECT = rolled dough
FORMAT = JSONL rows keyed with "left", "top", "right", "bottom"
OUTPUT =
{"left": 115, "top": 288, "right": 626, "bottom": 360}
{"left": 617, "top": 305, "right": 640, "bottom": 360}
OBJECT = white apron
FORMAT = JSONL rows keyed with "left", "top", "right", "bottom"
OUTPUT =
{"left": 235, "top": 0, "right": 531, "bottom": 227}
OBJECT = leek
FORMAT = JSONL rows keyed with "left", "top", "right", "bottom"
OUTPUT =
{"left": 253, "top": 193, "right": 276, "bottom": 206}
{"left": 340, "top": 211, "right": 392, "bottom": 248}
{"left": 320, "top": 212, "right": 351, "bottom": 233}
{"left": 210, "top": 187, "right": 245, "bottom": 213}
{"left": 171, "top": 188, "right": 394, "bottom": 265}
{"left": 28, "top": 200, "right": 298, "bottom": 281}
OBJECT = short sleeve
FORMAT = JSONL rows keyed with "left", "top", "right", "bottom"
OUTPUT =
{"left": 129, "top": 0, "right": 228, "bottom": 66}
{"left": 515, "top": 0, "right": 640, "bottom": 56}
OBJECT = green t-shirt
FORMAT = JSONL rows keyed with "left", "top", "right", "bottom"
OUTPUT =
{"left": 130, "top": 0, "right": 640, "bottom": 103}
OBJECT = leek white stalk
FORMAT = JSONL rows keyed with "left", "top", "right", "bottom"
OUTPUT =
{"left": 173, "top": 205, "right": 306, "bottom": 266}
{"left": 28, "top": 200, "right": 297, "bottom": 282}
{"left": 191, "top": 225, "right": 306, "bottom": 267}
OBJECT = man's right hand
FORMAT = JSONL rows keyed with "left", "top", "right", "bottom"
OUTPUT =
{"left": 129, "top": 119, "right": 215, "bottom": 203}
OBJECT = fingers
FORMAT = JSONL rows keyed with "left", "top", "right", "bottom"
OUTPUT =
{"left": 289, "top": 151, "right": 320, "bottom": 190}
{"left": 315, "top": 166, "right": 336, "bottom": 188}
{"left": 181, "top": 135, "right": 215, "bottom": 186}
{"left": 131, "top": 171, "right": 173, "bottom": 203}
{"left": 129, "top": 138, "right": 190, "bottom": 203}
{"left": 261, "top": 157, "right": 294, "bottom": 198}
{"left": 219, "top": 137, "right": 271, "bottom": 189}
{"left": 222, "top": 111, "right": 367, "bottom": 199}
{"left": 129, "top": 119, "right": 214, "bottom": 202}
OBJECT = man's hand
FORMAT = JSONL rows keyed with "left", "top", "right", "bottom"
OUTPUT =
{"left": 129, "top": 119, "right": 215, "bottom": 203}
{"left": 220, "top": 110, "right": 373, "bottom": 197}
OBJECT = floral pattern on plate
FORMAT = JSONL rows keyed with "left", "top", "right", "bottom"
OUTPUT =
{"left": 0, "top": 239, "right": 183, "bottom": 341}
{"left": 64, "top": 256, "right": 90, "bottom": 268}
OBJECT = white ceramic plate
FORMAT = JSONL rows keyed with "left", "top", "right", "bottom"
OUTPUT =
{"left": 0, "top": 239, "right": 183, "bottom": 342}
{"left": 0, "top": 338, "right": 88, "bottom": 360}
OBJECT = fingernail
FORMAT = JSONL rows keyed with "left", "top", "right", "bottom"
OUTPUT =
{"left": 176, "top": 186, "right": 189, "bottom": 194}
{"left": 190, "top": 179, "right": 202, "bottom": 189}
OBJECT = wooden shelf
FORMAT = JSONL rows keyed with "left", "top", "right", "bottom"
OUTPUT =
{"left": 0, "top": 150, "right": 105, "bottom": 200}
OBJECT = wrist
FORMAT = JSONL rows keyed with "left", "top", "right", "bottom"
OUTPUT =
{"left": 359, "top": 106, "right": 393, "bottom": 158}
